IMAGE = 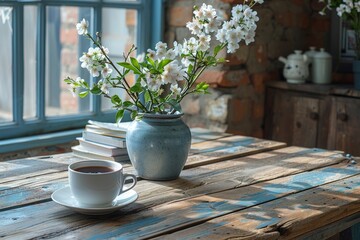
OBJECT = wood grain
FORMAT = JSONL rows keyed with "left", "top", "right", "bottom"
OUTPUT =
{"left": 0, "top": 136, "right": 286, "bottom": 210}
{"left": 0, "top": 147, "right": 346, "bottom": 239}
{"left": 19, "top": 161, "right": 358, "bottom": 240}
{"left": 157, "top": 164, "right": 360, "bottom": 240}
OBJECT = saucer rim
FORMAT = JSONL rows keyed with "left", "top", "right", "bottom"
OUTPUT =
{"left": 51, "top": 186, "right": 138, "bottom": 213}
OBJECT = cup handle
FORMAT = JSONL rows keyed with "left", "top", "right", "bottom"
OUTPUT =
{"left": 120, "top": 174, "right": 137, "bottom": 194}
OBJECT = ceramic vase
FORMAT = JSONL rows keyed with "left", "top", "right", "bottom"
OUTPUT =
{"left": 126, "top": 113, "right": 191, "bottom": 180}
{"left": 354, "top": 60, "right": 360, "bottom": 90}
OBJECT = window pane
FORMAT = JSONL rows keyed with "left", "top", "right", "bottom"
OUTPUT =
{"left": 45, "top": 6, "right": 92, "bottom": 117}
{"left": 0, "top": 7, "right": 13, "bottom": 123}
{"left": 24, "top": 5, "right": 37, "bottom": 120}
{"left": 103, "top": 0, "right": 138, "bottom": 2}
{"left": 101, "top": 8, "right": 137, "bottom": 111}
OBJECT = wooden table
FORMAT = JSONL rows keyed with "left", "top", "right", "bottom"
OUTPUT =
{"left": 1, "top": 128, "right": 360, "bottom": 239}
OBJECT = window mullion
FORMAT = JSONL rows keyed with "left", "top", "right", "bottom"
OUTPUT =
{"left": 92, "top": 4, "right": 102, "bottom": 115}
{"left": 13, "top": 3, "right": 24, "bottom": 125}
{"left": 36, "top": 3, "right": 46, "bottom": 121}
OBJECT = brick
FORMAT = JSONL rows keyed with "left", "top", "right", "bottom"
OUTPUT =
{"left": 275, "top": 12, "right": 294, "bottom": 28}
{"left": 126, "top": 10, "right": 137, "bottom": 27}
{"left": 255, "top": 44, "right": 268, "bottom": 64}
{"left": 60, "top": 28, "right": 78, "bottom": 45}
{"left": 292, "top": 0, "right": 303, "bottom": 6}
{"left": 168, "top": 6, "right": 193, "bottom": 27}
{"left": 297, "top": 13, "right": 310, "bottom": 29}
{"left": 181, "top": 95, "right": 200, "bottom": 115}
{"left": 205, "top": 94, "right": 231, "bottom": 123}
{"left": 220, "top": 0, "right": 245, "bottom": 4}
{"left": 252, "top": 101, "right": 264, "bottom": 120}
{"left": 251, "top": 72, "right": 279, "bottom": 94}
{"left": 311, "top": 0, "right": 326, "bottom": 11}
{"left": 197, "top": 69, "right": 250, "bottom": 88}
{"left": 311, "top": 16, "right": 330, "bottom": 32}
{"left": 61, "top": 49, "right": 78, "bottom": 66}
{"left": 227, "top": 98, "right": 252, "bottom": 123}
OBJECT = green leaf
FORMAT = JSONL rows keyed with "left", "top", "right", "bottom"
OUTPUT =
{"left": 111, "top": 95, "right": 122, "bottom": 106}
{"left": 217, "top": 58, "right": 226, "bottom": 63}
{"left": 64, "top": 78, "right": 73, "bottom": 84}
{"left": 130, "top": 82, "right": 143, "bottom": 93}
{"left": 130, "top": 57, "right": 140, "bottom": 70}
{"left": 90, "top": 85, "right": 102, "bottom": 95}
{"left": 123, "top": 100, "right": 133, "bottom": 108}
{"left": 214, "top": 45, "right": 222, "bottom": 56}
{"left": 146, "top": 56, "right": 155, "bottom": 67}
{"left": 187, "top": 64, "right": 194, "bottom": 74}
{"left": 168, "top": 99, "right": 182, "bottom": 112}
{"left": 115, "top": 109, "right": 125, "bottom": 123}
{"left": 130, "top": 110, "right": 138, "bottom": 120}
{"left": 79, "top": 91, "right": 89, "bottom": 98}
{"left": 117, "top": 62, "right": 141, "bottom": 74}
{"left": 158, "top": 59, "right": 172, "bottom": 70}
{"left": 144, "top": 91, "right": 151, "bottom": 103}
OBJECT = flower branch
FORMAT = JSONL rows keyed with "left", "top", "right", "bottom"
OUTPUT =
{"left": 64, "top": 1, "right": 263, "bottom": 122}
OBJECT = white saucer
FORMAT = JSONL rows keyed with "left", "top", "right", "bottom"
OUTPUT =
{"left": 51, "top": 186, "right": 138, "bottom": 215}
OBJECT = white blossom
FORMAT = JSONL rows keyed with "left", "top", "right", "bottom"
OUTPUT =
{"left": 146, "top": 73, "right": 162, "bottom": 91}
{"left": 101, "top": 65, "right": 113, "bottom": 77}
{"left": 170, "top": 84, "right": 182, "bottom": 96}
{"left": 198, "top": 34, "right": 211, "bottom": 51}
{"left": 76, "top": 18, "right": 88, "bottom": 35}
{"left": 147, "top": 49, "right": 156, "bottom": 59}
{"left": 161, "top": 61, "right": 186, "bottom": 85}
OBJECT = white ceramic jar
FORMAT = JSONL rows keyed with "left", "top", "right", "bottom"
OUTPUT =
{"left": 279, "top": 50, "right": 309, "bottom": 84}
{"left": 312, "top": 48, "right": 332, "bottom": 84}
{"left": 305, "top": 46, "right": 317, "bottom": 82}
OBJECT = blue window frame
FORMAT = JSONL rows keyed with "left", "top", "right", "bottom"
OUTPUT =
{"left": 0, "top": 0, "right": 164, "bottom": 152}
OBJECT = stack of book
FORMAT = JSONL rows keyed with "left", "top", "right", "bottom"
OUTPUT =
{"left": 71, "top": 120, "right": 132, "bottom": 161}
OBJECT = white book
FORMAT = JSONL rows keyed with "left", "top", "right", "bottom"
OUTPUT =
{"left": 77, "top": 137, "right": 128, "bottom": 156}
{"left": 72, "top": 145, "right": 129, "bottom": 162}
{"left": 87, "top": 120, "right": 132, "bottom": 132}
{"left": 85, "top": 125, "right": 127, "bottom": 138}
{"left": 82, "top": 131, "right": 126, "bottom": 148}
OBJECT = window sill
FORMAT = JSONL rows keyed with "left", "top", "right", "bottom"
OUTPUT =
{"left": 0, "top": 129, "right": 82, "bottom": 154}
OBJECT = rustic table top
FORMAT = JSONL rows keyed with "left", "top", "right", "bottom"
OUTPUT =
{"left": 1, "top": 128, "right": 359, "bottom": 240}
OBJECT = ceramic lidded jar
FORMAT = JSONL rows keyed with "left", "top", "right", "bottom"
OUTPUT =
{"left": 312, "top": 48, "right": 332, "bottom": 84}
{"left": 305, "top": 46, "right": 317, "bottom": 82}
{"left": 279, "top": 50, "right": 309, "bottom": 84}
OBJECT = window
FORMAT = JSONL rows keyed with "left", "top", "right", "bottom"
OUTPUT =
{"left": 0, "top": 0, "right": 163, "bottom": 148}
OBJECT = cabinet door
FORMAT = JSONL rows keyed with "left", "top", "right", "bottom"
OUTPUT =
{"left": 265, "top": 88, "right": 320, "bottom": 148}
{"left": 330, "top": 97, "right": 360, "bottom": 156}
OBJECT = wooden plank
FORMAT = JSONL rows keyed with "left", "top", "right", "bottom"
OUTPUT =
{"left": 157, "top": 165, "right": 360, "bottom": 240}
{"left": 190, "top": 128, "right": 232, "bottom": 143}
{"left": 0, "top": 149, "right": 348, "bottom": 239}
{"left": 0, "top": 147, "right": 342, "bottom": 211}
{"left": 187, "top": 135, "right": 286, "bottom": 168}
{"left": 0, "top": 133, "right": 262, "bottom": 186}
{"left": 2, "top": 160, "right": 357, "bottom": 240}
{"left": 0, "top": 136, "right": 283, "bottom": 188}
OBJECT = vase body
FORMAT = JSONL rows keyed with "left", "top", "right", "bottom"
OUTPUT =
{"left": 353, "top": 60, "right": 360, "bottom": 90}
{"left": 126, "top": 113, "right": 191, "bottom": 180}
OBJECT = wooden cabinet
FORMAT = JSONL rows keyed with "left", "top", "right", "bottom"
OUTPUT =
{"left": 265, "top": 81, "right": 360, "bottom": 156}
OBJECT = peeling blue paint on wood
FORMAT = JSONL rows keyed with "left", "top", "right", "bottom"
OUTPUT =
{"left": 256, "top": 217, "right": 281, "bottom": 229}
{"left": 74, "top": 166, "right": 360, "bottom": 239}
{"left": 87, "top": 216, "right": 166, "bottom": 240}
{"left": 0, "top": 181, "right": 66, "bottom": 209}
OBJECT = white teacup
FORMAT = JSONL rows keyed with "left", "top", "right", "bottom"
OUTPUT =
{"left": 68, "top": 160, "right": 137, "bottom": 207}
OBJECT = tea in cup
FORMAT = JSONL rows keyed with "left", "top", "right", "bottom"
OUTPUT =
{"left": 68, "top": 160, "right": 137, "bottom": 207}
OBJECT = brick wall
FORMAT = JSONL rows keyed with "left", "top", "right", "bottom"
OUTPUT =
{"left": 165, "top": 0, "right": 331, "bottom": 137}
